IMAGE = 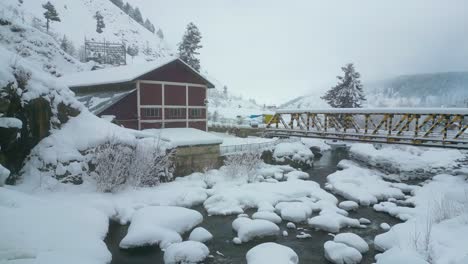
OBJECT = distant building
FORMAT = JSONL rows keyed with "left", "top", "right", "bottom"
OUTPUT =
{"left": 60, "top": 57, "right": 214, "bottom": 131}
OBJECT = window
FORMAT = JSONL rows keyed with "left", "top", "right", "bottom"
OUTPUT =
{"left": 167, "top": 108, "right": 186, "bottom": 118}
{"left": 142, "top": 108, "right": 161, "bottom": 118}
{"left": 190, "top": 108, "right": 203, "bottom": 118}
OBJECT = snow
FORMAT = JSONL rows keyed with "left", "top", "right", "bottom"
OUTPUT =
{"left": 301, "top": 138, "right": 331, "bottom": 152}
{"left": 333, "top": 233, "right": 369, "bottom": 253}
{"left": 284, "top": 171, "right": 310, "bottom": 181}
{"left": 0, "top": 188, "right": 111, "bottom": 264}
{"left": 296, "top": 232, "right": 312, "bottom": 239}
{"left": 276, "top": 107, "right": 468, "bottom": 115}
{"left": 273, "top": 142, "right": 314, "bottom": 164}
{"left": 252, "top": 211, "right": 282, "bottom": 224}
{"left": 375, "top": 248, "right": 429, "bottom": 264}
{"left": 359, "top": 218, "right": 371, "bottom": 225}
{"left": 350, "top": 144, "right": 465, "bottom": 179}
{"left": 287, "top": 222, "right": 297, "bottom": 229}
{"left": 0, "top": 165, "right": 9, "bottom": 186}
{"left": 59, "top": 57, "right": 206, "bottom": 88}
{"left": 326, "top": 160, "right": 405, "bottom": 206}
{"left": 163, "top": 241, "right": 210, "bottom": 264}
{"left": 119, "top": 206, "right": 203, "bottom": 249}
{"left": 232, "top": 218, "right": 280, "bottom": 243}
{"left": 338, "top": 201, "right": 359, "bottom": 211}
{"left": 275, "top": 201, "right": 313, "bottom": 223}
{"left": 188, "top": 227, "right": 213, "bottom": 243}
{"left": 145, "top": 128, "right": 223, "bottom": 147}
{"left": 0, "top": 117, "right": 22, "bottom": 129}
{"left": 308, "top": 212, "right": 361, "bottom": 233}
{"left": 246, "top": 242, "right": 299, "bottom": 264}
{"left": 380, "top": 223, "right": 391, "bottom": 230}
{"left": 324, "top": 241, "right": 362, "bottom": 264}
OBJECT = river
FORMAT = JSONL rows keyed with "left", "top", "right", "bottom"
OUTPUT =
{"left": 105, "top": 149, "right": 403, "bottom": 264}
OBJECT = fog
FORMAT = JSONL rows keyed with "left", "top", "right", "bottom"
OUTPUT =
{"left": 129, "top": 0, "right": 468, "bottom": 104}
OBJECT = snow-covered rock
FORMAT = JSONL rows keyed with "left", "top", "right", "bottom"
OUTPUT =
{"left": 252, "top": 211, "right": 282, "bottom": 224}
{"left": 287, "top": 222, "right": 296, "bottom": 229}
{"left": 285, "top": 171, "right": 310, "bottom": 181}
{"left": 309, "top": 212, "right": 361, "bottom": 233}
{"left": 246, "top": 242, "right": 299, "bottom": 264}
{"left": 0, "top": 117, "right": 22, "bottom": 129}
{"left": 296, "top": 232, "right": 312, "bottom": 239}
{"left": 188, "top": 227, "right": 213, "bottom": 243}
{"left": 338, "top": 201, "right": 359, "bottom": 211}
{"left": 119, "top": 206, "right": 203, "bottom": 249}
{"left": 275, "top": 201, "right": 312, "bottom": 223}
{"left": 375, "top": 248, "right": 428, "bottom": 264}
{"left": 232, "top": 218, "right": 280, "bottom": 243}
{"left": 273, "top": 142, "right": 314, "bottom": 166}
{"left": 334, "top": 233, "right": 369, "bottom": 253}
{"left": 359, "top": 218, "right": 371, "bottom": 225}
{"left": 324, "top": 241, "right": 362, "bottom": 264}
{"left": 163, "top": 241, "right": 209, "bottom": 264}
{"left": 380, "top": 223, "right": 391, "bottom": 230}
{"left": 326, "top": 160, "right": 405, "bottom": 206}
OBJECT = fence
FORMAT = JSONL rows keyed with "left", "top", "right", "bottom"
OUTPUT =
{"left": 220, "top": 141, "right": 277, "bottom": 156}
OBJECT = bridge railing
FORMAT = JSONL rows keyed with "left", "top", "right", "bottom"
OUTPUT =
{"left": 265, "top": 108, "right": 468, "bottom": 149}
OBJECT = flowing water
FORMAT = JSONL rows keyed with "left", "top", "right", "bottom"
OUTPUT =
{"left": 105, "top": 150, "right": 403, "bottom": 264}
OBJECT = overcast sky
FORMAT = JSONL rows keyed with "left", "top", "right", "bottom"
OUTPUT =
{"left": 129, "top": 0, "right": 468, "bottom": 105}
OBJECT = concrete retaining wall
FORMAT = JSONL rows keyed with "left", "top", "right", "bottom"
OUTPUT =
{"left": 174, "top": 144, "right": 222, "bottom": 176}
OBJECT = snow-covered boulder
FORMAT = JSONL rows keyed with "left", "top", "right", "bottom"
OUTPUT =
{"left": 275, "top": 202, "right": 312, "bottom": 223}
{"left": 334, "top": 233, "right": 369, "bottom": 253}
{"left": 324, "top": 241, "right": 362, "bottom": 264}
{"left": 375, "top": 248, "right": 428, "bottom": 264}
{"left": 163, "top": 241, "right": 209, "bottom": 264}
{"left": 338, "top": 201, "right": 359, "bottom": 211}
{"left": 188, "top": 227, "right": 213, "bottom": 243}
{"left": 120, "top": 206, "right": 203, "bottom": 249}
{"left": 273, "top": 142, "right": 314, "bottom": 168}
{"left": 380, "top": 223, "right": 391, "bottom": 230}
{"left": 232, "top": 218, "right": 280, "bottom": 243}
{"left": 308, "top": 212, "right": 360, "bottom": 233}
{"left": 285, "top": 171, "right": 309, "bottom": 181}
{"left": 359, "top": 218, "right": 371, "bottom": 225}
{"left": 246, "top": 242, "right": 298, "bottom": 264}
{"left": 252, "top": 211, "right": 282, "bottom": 224}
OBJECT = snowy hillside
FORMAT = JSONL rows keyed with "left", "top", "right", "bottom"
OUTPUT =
{"left": 281, "top": 72, "right": 468, "bottom": 110}
{"left": 1, "top": 0, "right": 171, "bottom": 64}
{"left": 366, "top": 72, "right": 468, "bottom": 107}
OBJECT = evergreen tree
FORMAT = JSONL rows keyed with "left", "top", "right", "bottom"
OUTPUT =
{"left": 178, "top": 22, "right": 202, "bottom": 71}
{"left": 321, "top": 63, "right": 366, "bottom": 108}
{"left": 127, "top": 44, "right": 139, "bottom": 62}
{"left": 132, "top": 7, "right": 143, "bottom": 24}
{"left": 42, "top": 1, "right": 60, "bottom": 32}
{"left": 143, "top": 18, "right": 155, "bottom": 33}
{"left": 156, "top": 28, "right": 164, "bottom": 39}
{"left": 123, "top": 2, "right": 132, "bottom": 14}
{"left": 60, "top": 35, "right": 75, "bottom": 56}
{"left": 94, "top": 11, "right": 105, "bottom": 34}
{"left": 110, "top": 0, "right": 124, "bottom": 8}
{"left": 223, "top": 86, "right": 228, "bottom": 98}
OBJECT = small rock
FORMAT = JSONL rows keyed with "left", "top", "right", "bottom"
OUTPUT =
{"left": 286, "top": 222, "right": 296, "bottom": 229}
{"left": 380, "top": 223, "right": 391, "bottom": 230}
{"left": 282, "top": 230, "right": 288, "bottom": 236}
{"left": 233, "top": 237, "right": 242, "bottom": 244}
{"left": 359, "top": 218, "right": 371, "bottom": 224}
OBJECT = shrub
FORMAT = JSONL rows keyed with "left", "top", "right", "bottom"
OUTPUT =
{"left": 92, "top": 137, "right": 174, "bottom": 192}
{"left": 224, "top": 150, "right": 262, "bottom": 182}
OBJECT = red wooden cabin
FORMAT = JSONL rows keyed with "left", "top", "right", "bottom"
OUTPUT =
{"left": 61, "top": 57, "right": 214, "bottom": 131}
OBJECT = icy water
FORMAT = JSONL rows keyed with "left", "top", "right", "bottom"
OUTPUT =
{"left": 105, "top": 150, "right": 402, "bottom": 264}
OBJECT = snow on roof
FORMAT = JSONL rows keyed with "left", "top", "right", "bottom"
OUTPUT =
{"left": 59, "top": 56, "right": 214, "bottom": 88}
{"left": 75, "top": 89, "right": 135, "bottom": 114}
{"left": 59, "top": 56, "right": 178, "bottom": 88}
{"left": 275, "top": 108, "right": 468, "bottom": 115}
{"left": 144, "top": 128, "right": 223, "bottom": 147}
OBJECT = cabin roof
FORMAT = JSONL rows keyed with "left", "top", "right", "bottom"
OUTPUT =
{"left": 75, "top": 89, "right": 135, "bottom": 114}
{"left": 59, "top": 57, "right": 215, "bottom": 88}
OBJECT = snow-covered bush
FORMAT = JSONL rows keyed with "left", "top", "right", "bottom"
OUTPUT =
{"left": 224, "top": 150, "right": 262, "bottom": 181}
{"left": 92, "top": 137, "right": 174, "bottom": 192}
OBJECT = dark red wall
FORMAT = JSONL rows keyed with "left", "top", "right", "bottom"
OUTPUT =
{"left": 141, "top": 122, "right": 162, "bottom": 129}
{"left": 140, "top": 83, "right": 162, "bottom": 105}
{"left": 165, "top": 122, "right": 186, "bottom": 128}
{"left": 188, "top": 108, "right": 206, "bottom": 119}
{"left": 165, "top": 108, "right": 186, "bottom": 119}
{"left": 164, "top": 85, "right": 186, "bottom": 105}
{"left": 140, "top": 60, "right": 208, "bottom": 85}
{"left": 188, "top": 86, "right": 205, "bottom": 106}
{"left": 100, "top": 90, "right": 138, "bottom": 129}
{"left": 189, "top": 121, "right": 207, "bottom": 131}
{"left": 140, "top": 107, "right": 162, "bottom": 120}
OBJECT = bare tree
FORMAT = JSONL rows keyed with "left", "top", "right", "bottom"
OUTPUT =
{"left": 224, "top": 150, "right": 262, "bottom": 182}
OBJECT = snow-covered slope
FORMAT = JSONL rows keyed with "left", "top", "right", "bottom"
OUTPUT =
{"left": 2, "top": 0, "right": 171, "bottom": 63}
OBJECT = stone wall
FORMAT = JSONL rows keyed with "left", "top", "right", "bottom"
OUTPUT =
{"left": 174, "top": 144, "right": 222, "bottom": 176}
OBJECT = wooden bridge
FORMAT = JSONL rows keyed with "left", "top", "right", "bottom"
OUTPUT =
{"left": 264, "top": 108, "right": 468, "bottom": 149}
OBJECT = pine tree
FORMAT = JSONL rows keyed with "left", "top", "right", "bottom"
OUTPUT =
{"left": 178, "top": 22, "right": 202, "bottom": 71}
{"left": 143, "top": 18, "right": 155, "bottom": 33}
{"left": 223, "top": 86, "right": 228, "bottom": 98}
{"left": 127, "top": 44, "right": 139, "bottom": 62}
{"left": 42, "top": 1, "right": 60, "bottom": 32}
{"left": 123, "top": 2, "right": 132, "bottom": 14}
{"left": 321, "top": 63, "right": 366, "bottom": 108}
{"left": 111, "top": 0, "right": 124, "bottom": 8}
{"left": 60, "top": 35, "right": 75, "bottom": 56}
{"left": 156, "top": 28, "right": 164, "bottom": 39}
{"left": 133, "top": 7, "right": 143, "bottom": 24}
{"left": 94, "top": 11, "right": 105, "bottom": 34}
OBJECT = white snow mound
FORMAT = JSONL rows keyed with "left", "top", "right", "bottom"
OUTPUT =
{"left": 188, "top": 227, "right": 213, "bottom": 243}
{"left": 324, "top": 241, "right": 362, "bottom": 264}
{"left": 334, "top": 233, "right": 369, "bottom": 253}
{"left": 163, "top": 241, "right": 209, "bottom": 264}
{"left": 246, "top": 242, "right": 299, "bottom": 264}
{"left": 232, "top": 218, "right": 280, "bottom": 243}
